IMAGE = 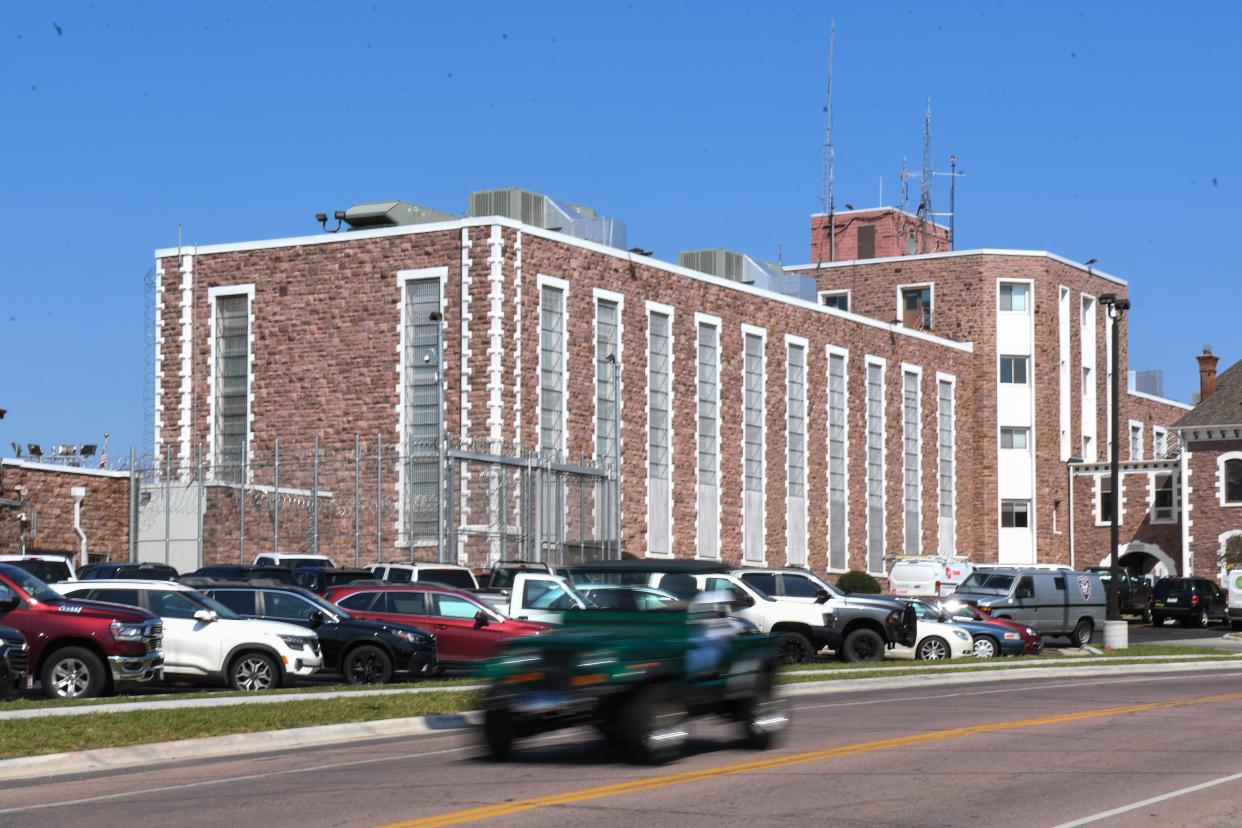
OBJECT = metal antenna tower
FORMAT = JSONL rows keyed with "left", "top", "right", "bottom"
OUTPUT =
{"left": 822, "top": 19, "right": 836, "bottom": 262}
{"left": 918, "top": 98, "right": 933, "bottom": 253}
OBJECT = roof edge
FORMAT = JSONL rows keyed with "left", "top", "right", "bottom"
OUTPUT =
{"left": 784, "top": 248, "right": 1128, "bottom": 287}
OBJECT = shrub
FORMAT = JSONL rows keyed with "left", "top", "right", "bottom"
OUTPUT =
{"left": 1221, "top": 535, "right": 1242, "bottom": 570}
{"left": 836, "top": 570, "right": 882, "bottom": 594}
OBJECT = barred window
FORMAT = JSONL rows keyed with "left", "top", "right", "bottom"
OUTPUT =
{"left": 539, "top": 284, "right": 565, "bottom": 460}
{"left": 787, "top": 344, "right": 807, "bottom": 499}
{"left": 403, "top": 278, "right": 442, "bottom": 544}
{"left": 743, "top": 332, "right": 766, "bottom": 563}
{"left": 866, "top": 360, "right": 885, "bottom": 573}
{"left": 937, "top": 378, "right": 956, "bottom": 555}
{"left": 214, "top": 294, "right": 249, "bottom": 481}
{"left": 647, "top": 311, "right": 672, "bottom": 555}
{"left": 697, "top": 321, "right": 720, "bottom": 558}
{"left": 595, "top": 299, "right": 619, "bottom": 462}
{"left": 828, "top": 352, "right": 848, "bottom": 570}
{"left": 902, "top": 370, "right": 921, "bottom": 554}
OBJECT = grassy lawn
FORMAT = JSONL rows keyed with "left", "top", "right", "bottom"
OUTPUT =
{"left": 0, "top": 691, "right": 481, "bottom": 761}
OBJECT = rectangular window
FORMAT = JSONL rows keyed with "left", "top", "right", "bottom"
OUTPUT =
{"left": 539, "top": 284, "right": 565, "bottom": 459}
{"left": 1000, "top": 283, "right": 1029, "bottom": 312}
{"left": 1225, "top": 460, "right": 1242, "bottom": 504}
{"left": 787, "top": 341, "right": 807, "bottom": 566}
{"left": 937, "top": 377, "right": 956, "bottom": 556}
{"left": 743, "top": 331, "right": 766, "bottom": 563}
{"left": 595, "top": 299, "right": 619, "bottom": 463}
{"left": 902, "top": 369, "right": 921, "bottom": 554}
{"left": 214, "top": 293, "right": 250, "bottom": 482}
{"left": 1153, "top": 426, "right": 1168, "bottom": 458}
{"left": 828, "top": 351, "right": 848, "bottom": 570}
{"left": 901, "top": 286, "right": 932, "bottom": 330}
{"left": 647, "top": 310, "right": 672, "bottom": 556}
{"left": 1058, "top": 286, "right": 1072, "bottom": 460}
{"left": 1001, "top": 500, "right": 1030, "bottom": 528}
{"left": 1081, "top": 295, "right": 1098, "bottom": 461}
{"left": 696, "top": 321, "right": 720, "bottom": 559}
{"left": 865, "top": 359, "right": 885, "bottom": 572}
{"left": 1000, "top": 427, "right": 1029, "bottom": 450}
{"left": 1153, "top": 474, "right": 1175, "bottom": 522}
{"left": 1129, "top": 422, "right": 1144, "bottom": 461}
{"left": 999, "top": 356, "right": 1029, "bottom": 384}
{"left": 1098, "top": 476, "right": 1114, "bottom": 523}
{"left": 857, "top": 225, "right": 876, "bottom": 259}
{"left": 819, "top": 291, "right": 849, "bottom": 312}
{"left": 402, "top": 277, "right": 443, "bottom": 544}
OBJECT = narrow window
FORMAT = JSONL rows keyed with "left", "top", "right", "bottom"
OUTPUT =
{"left": 937, "top": 377, "right": 955, "bottom": 555}
{"left": 902, "top": 369, "right": 921, "bottom": 554}
{"left": 1153, "top": 474, "right": 1175, "bottom": 522}
{"left": 1226, "top": 459, "right": 1242, "bottom": 504}
{"left": 819, "top": 291, "right": 849, "bottom": 312}
{"left": 743, "top": 331, "right": 766, "bottom": 563}
{"left": 539, "top": 284, "right": 565, "bottom": 459}
{"left": 1058, "top": 286, "right": 1072, "bottom": 460}
{"left": 901, "top": 286, "right": 932, "bottom": 330}
{"left": 1129, "top": 423, "right": 1144, "bottom": 460}
{"left": 1000, "top": 427, "right": 1029, "bottom": 450}
{"left": 647, "top": 310, "right": 672, "bottom": 555}
{"left": 696, "top": 321, "right": 720, "bottom": 559}
{"left": 1153, "top": 427, "right": 1168, "bottom": 458}
{"left": 828, "top": 352, "right": 848, "bottom": 570}
{"left": 787, "top": 342, "right": 807, "bottom": 565}
{"left": 1000, "top": 356, "right": 1029, "bottom": 384}
{"left": 999, "top": 283, "right": 1029, "bottom": 312}
{"left": 865, "top": 359, "right": 885, "bottom": 572}
{"left": 1001, "top": 500, "right": 1030, "bottom": 528}
{"left": 214, "top": 293, "right": 250, "bottom": 482}
{"left": 403, "top": 278, "right": 443, "bottom": 544}
{"left": 1098, "top": 476, "right": 1115, "bottom": 523}
{"left": 595, "top": 298, "right": 620, "bottom": 540}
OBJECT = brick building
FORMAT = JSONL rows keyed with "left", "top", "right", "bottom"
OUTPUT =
{"left": 0, "top": 460, "right": 131, "bottom": 563}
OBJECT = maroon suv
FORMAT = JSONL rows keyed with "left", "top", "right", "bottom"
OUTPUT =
{"left": 0, "top": 564, "right": 164, "bottom": 698}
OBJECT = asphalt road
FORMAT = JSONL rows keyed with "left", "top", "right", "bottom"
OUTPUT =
{"left": 5, "top": 668, "right": 1242, "bottom": 828}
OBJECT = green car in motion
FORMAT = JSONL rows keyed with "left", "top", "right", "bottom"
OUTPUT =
{"left": 481, "top": 602, "right": 788, "bottom": 765}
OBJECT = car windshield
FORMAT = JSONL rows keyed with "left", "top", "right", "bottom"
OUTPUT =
{"left": 289, "top": 558, "right": 332, "bottom": 570}
{"left": 1154, "top": 579, "right": 1186, "bottom": 597}
{"left": 937, "top": 601, "right": 980, "bottom": 620}
{"left": 10, "top": 559, "right": 72, "bottom": 583}
{"left": 908, "top": 600, "right": 946, "bottom": 621}
{"left": 0, "top": 565, "right": 63, "bottom": 603}
{"left": 959, "top": 573, "right": 1015, "bottom": 593}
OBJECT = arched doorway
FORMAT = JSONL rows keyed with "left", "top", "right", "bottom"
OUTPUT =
{"left": 1098, "top": 541, "right": 1178, "bottom": 578}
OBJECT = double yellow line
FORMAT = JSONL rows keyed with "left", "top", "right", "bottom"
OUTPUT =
{"left": 382, "top": 691, "right": 1242, "bottom": 828}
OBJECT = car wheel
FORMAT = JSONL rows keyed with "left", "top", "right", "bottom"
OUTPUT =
{"left": 917, "top": 637, "right": 950, "bottom": 661}
{"left": 1070, "top": 618, "right": 1094, "bottom": 647}
{"left": 839, "top": 628, "right": 886, "bottom": 663}
{"left": 230, "top": 652, "right": 280, "bottom": 692}
{"left": 344, "top": 645, "right": 393, "bottom": 685}
{"left": 620, "top": 684, "right": 688, "bottom": 765}
{"left": 1196, "top": 609, "right": 1210, "bottom": 628}
{"left": 737, "top": 667, "right": 787, "bottom": 750}
{"left": 42, "top": 647, "right": 106, "bottom": 699}
{"left": 972, "top": 636, "right": 999, "bottom": 658}
{"left": 483, "top": 704, "right": 515, "bottom": 760}
{"left": 1141, "top": 606, "right": 1153, "bottom": 624}
{"left": 1152, "top": 614, "right": 1164, "bottom": 627}
{"left": 775, "top": 632, "right": 813, "bottom": 665}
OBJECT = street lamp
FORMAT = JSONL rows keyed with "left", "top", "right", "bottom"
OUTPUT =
{"left": 1099, "top": 293, "right": 1131, "bottom": 645}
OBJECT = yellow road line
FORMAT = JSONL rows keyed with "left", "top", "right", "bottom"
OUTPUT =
{"left": 381, "top": 691, "right": 1242, "bottom": 828}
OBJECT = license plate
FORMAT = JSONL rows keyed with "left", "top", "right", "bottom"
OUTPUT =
{"left": 1154, "top": 602, "right": 1164, "bottom": 608}
{"left": 1165, "top": 598, "right": 1178, "bottom": 604}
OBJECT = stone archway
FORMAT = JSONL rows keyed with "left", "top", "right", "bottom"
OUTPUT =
{"left": 1098, "top": 541, "right": 1178, "bottom": 578}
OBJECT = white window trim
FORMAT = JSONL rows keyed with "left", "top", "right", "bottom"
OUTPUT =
{"left": 741, "top": 323, "right": 768, "bottom": 565}
{"left": 1000, "top": 499, "right": 1032, "bottom": 530}
{"left": 592, "top": 288, "right": 625, "bottom": 467}
{"left": 785, "top": 334, "right": 810, "bottom": 566}
{"left": 536, "top": 274, "right": 570, "bottom": 458}
{"left": 1149, "top": 471, "right": 1178, "bottom": 525}
{"left": 998, "top": 354, "right": 1030, "bottom": 386}
{"left": 694, "top": 312, "right": 722, "bottom": 560}
{"left": 1058, "top": 285, "right": 1072, "bottom": 461}
{"left": 206, "top": 283, "right": 256, "bottom": 481}
{"left": 1080, "top": 292, "right": 1098, "bottom": 463}
{"left": 864, "top": 354, "right": 887, "bottom": 575}
{"left": 1128, "top": 419, "right": 1145, "bottom": 461}
{"left": 999, "top": 426, "right": 1031, "bottom": 451}
{"left": 395, "top": 267, "right": 448, "bottom": 545}
{"left": 900, "top": 363, "right": 923, "bottom": 555}
{"left": 1094, "top": 473, "right": 1126, "bottom": 527}
{"left": 935, "top": 371, "right": 957, "bottom": 557}
{"left": 1153, "top": 425, "right": 1168, "bottom": 459}
{"left": 1217, "top": 451, "right": 1242, "bottom": 508}
{"left": 817, "top": 289, "right": 851, "bottom": 311}
{"left": 895, "top": 282, "right": 934, "bottom": 329}
{"left": 998, "top": 280, "right": 1032, "bottom": 314}
{"left": 826, "top": 345, "right": 850, "bottom": 573}
{"left": 645, "top": 301, "right": 675, "bottom": 558}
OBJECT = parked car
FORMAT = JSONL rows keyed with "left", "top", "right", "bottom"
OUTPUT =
{"left": 252, "top": 553, "right": 335, "bottom": 570}
{"left": 371, "top": 563, "right": 480, "bottom": 590}
{"left": 1227, "top": 569, "right": 1242, "bottom": 631}
{"left": 183, "top": 565, "right": 300, "bottom": 585}
{"left": 887, "top": 556, "right": 975, "bottom": 598}
{"left": 325, "top": 584, "right": 546, "bottom": 669}
{"left": 1086, "top": 566, "right": 1153, "bottom": 622}
{"left": 190, "top": 581, "right": 437, "bottom": 683}
{"left": 886, "top": 600, "right": 974, "bottom": 660}
{"left": 1150, "top": 577, "right": 1228, "bottom": 628}
{"left": 903, "top": 598, "right": 1023, "bottom": 657}
{"left": 295, "top": 567, "right": 375, "bottom": 594}
{"left": 0, "top": 564, "right": 164, "bottom": 698}
{"left": 953, "top": 567, "right": 1105, "bottom": 646}
{"left": 79, "top": 562, "right": 180, "bottom": 581}
{"left": 0, "top": 555, "right": 75, "bottom": 583}
{"left": 931, "top": 599, "right": 1041, "bottom": 655}
{"left": 0, "top": 624, "right": 29, "bottom": 697}
{"left": 54, "top": 580, "right": 322, "bottom": 690}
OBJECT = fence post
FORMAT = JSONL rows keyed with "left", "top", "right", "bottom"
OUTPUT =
{"left": 499, "top": 464, "right": 507, "bottom": 562}
{"left": 273, "top": 438, "right": 281, "bottom": 555}
{"left": 311, "top": 437, "right": 320, "bottom": 556}
{"left": 163, "top": 447, "right": 171, "bottom": 566}
{"left": 128, "top": 447, "right": 138, "bottom": 562}
{"left": 354, "top": 434, "right": 361, "bottom": 567}
{"left": 445, "top": 451, "right": 456, "bottom": 565}
{"left": 375, "top": 435, "right": 383, "bottom": 564}
{"left": 196, "top": 445, "right": 205, "bottom": 569}
{"left": 240, "top": 445, "right": 249, "bottom": 565}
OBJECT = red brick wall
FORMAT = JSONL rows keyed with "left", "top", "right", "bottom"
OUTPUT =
{"left": 1070, "top": 470, "right": 1182, "bottom": 572}
{"left": 810, "top": 209, "right": 950, "bottom": 263}
{"left": 1186, "top": 439, "right": 1242, "bottom": 575}
{"left": 0, "top": 462, "right": 130, "bottom": 561}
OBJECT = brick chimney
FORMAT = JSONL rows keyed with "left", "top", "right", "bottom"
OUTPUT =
{"left": 1197, "top": 346, "right": 1220, "bottom": 402}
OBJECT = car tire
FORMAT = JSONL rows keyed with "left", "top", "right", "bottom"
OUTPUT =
{"left": 1152, "top": 614, "right": 1164, "bottom": 627}
{"left": 344, "top": 645, "right": 393, "bottom": 685}
{"left": 483, "top": 704, "right": 515, "bottom": 760}
{"left": 839, "top": 628, "right": 886, "bottom": 663}
{"left": 972, "top": 636, "right": 999, "bottom": 659}
{"left": 917, "top": 637, "right": 950, "bottom": 661}
{"left": 1196, "top": 609, "right": 1210, "bottom": 628}
{"left": 41, "top": 646, "right": 107, "bottom": 699}
{"left": 620, "top": 684, "right": 687, "bottom": 765}
{"left": 229, "top": 651, "right": 281, "bottom": 692}
{"left": 775, "top": 632, "right": 813, "bottom": 665}
{"left": 1069, "top": 618, "right": 1094, "bottom": 647}
{"left": 737, "top": 667, "right": 787, "bottom": 751}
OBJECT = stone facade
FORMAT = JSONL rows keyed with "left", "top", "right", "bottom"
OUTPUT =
{"left": 0, "top": 461, "right": 130, "bottom": 561}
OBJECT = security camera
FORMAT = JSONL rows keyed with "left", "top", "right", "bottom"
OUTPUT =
{"left": 16, "top": 512, "right": 27, "bottom": 523}
{"left": 13, "top": 484, "right": 27, "bottom": 496}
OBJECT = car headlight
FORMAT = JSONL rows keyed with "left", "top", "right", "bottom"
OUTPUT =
{"left": 109, "top": 621, "right": 145, "bottom": 641}
{"left": 1025, "top": 627, "right": 1036, "bottom": 636}
{"left": 393, "top": 630, "right": 429, "bottom": 646}
{"left": 952, "top": 629, "right": 970, "bottom": 641}
{"left": 278, "top": 635, "right": 312, "bottom": 651}
{"left": 1003, "top": 632, "right": 1020, "bottom": 640}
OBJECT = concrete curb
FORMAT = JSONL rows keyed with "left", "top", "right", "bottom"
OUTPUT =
{"left": 0, "top": 711, "right": 482, "bottom": 783}
{"left": 787, "top": 652, "right": 1242, "bottom": 680}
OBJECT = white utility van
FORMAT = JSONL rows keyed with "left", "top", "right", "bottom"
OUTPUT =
{"left": 887, "top": 556, "right": 974, "bottom": 597}
{"left": 1227, "top": 569, "right": 1242, "bottom": 631}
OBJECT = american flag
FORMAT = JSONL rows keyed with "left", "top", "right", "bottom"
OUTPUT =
{"left": 99, "top": 432, "right": 108, "bottom": 469}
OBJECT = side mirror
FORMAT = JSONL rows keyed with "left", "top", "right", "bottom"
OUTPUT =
{"left": 193, "top": 609, "right": 218, "bottom": 624}
{"left": 0, "top": 584, "right": 18, "bottom": 613}
{"left": 730, "top": 589, "right": 756, "bottom": 609}
{"left": 308, "top": 611, "right": 325, "bottom": 629}
{"left": 814, "top": 588, "right": 830, "bottom": 605}
{"left": 474, "top": 610, "right": 490, "bottom": 629}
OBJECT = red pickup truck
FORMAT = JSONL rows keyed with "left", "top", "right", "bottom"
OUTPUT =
{"left": 0, "top": 564, "right": 164, "bottom": 698}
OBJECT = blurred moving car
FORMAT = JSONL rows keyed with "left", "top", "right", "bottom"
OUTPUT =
{"left": 79, "top": 562, "right": 179, "bottom": 581}
{"left": 887, "top": 556, "right": 974, "bottom": 598}
{"left": 0, "top": 624, "right": 29, "bottom": 697}
{"left": 576, "top": 584, "right": 680, "bottom": 611}
{"left": 1150, "top": 577, "right": 1228, "bottom": 628}
{"left": 325, "top": 584, "right": 546, "bottom": 668}
{"left": 190, "top": 580, "right": 437, "bottom": 683}
{"left": 931, "top": 599, "right": 1041, "bottom": 655}
{"left": 904, "top": 599, "right": 1023, "bottom": 658}
{"left": 54, "top": 579, "right": 321, "bottom": 690}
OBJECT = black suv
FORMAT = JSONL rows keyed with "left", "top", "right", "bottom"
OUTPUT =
{"left": 1150, "top": 577, "right": 1228, "bottom": 628}
{"left": 79, "top": 562, "right": 180, "bottom": 581}
{"left": 183, "top": 565, "right": 300, "bottom": 585}
{"left": 184, "top": 580, "right": 437, "bottom": 683}
{"left": 0, "top": 624, "right": 29, "bottom": 697}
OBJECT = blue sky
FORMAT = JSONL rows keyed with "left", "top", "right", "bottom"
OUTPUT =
{"left": 1, "top": 2, "right": 1237, "bottom": 459}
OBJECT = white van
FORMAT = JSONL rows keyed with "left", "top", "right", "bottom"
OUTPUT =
{"left": 1227, "top": 569, "right": 1242, "bottom": 631}
{"left": 887, "top": 557, "right": 974, "bottom": 597}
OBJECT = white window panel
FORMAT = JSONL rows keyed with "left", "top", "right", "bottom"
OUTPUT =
{"left": 647, "top": 310, "right": 672, "bottom": 555}
{"left": 786, "top": 340, "right": 807, "bottom": 566}
{"left": 828, "top": 350, "right": 848, "bottom": 571}
{"left": 539, "top": 284, "right": 565, "bottom": 460}
{"left": 696, "top": 319, "right": 720, "bottom": 559}
{"left": 403, "top": 278, "right": 443, "bottom": 544}
{"left": 743, "top": 330, "right": 766, "bottom": 563}
{"left": 902, "top": 368, "right": 921, "bottom": 554}
{"left": 214, "top": 293, "right": 250, "bottom": 482}
{"left": 937, "top": 375, "right": 956, "bottom": 556}
{"left": 865, "top": 358, "right": 885, "bottom": 573}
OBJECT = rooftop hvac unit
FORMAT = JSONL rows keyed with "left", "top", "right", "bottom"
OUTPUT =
{"left": 467, "top": 188, "right": 627, "bottom": 249}
{"left": 679, "top": 248, "right": 818, "bottom": 302}
{"left": 678, "top": 249, "right": 745, "bottom": 282}
{"left": 342, "top": 201, "right": 458, "bottom": 230}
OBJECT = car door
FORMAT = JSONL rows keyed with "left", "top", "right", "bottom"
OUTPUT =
{"left": 701, "top": 575, "right": 765, "bottom": 628}
{"left": 428, "top": 592, "right": 502, "bottom": 661}
{"left": 254, "top": 590, "right": 341, "bottom": 667}
{"left": 80, "top": 587, "right": 190, "bottom": 670}
{"left": 1010, "top": 575, "right": 1040, "bottom": 628}
{"left": 147, "top": 589, "right": 222, "bottom": 676}
{"left": 1040, "top": 575, "right": 1069, "bottom": 633}
{"left": 1204, "top": 581, "right": 1227, "bottom": 618}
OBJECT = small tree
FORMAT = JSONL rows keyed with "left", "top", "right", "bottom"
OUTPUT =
{"left": 1221, "top": 534, "right": 1242, "bottom": 570}
{"left": 836, "top": 570, "right": 883, "bottom": 594}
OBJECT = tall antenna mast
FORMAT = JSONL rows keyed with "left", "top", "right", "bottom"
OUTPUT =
{"left": 918, "top": 98, "right": 933, "bottom": 253}
{"left": 822, "top": 19, "right": 836, "bottom": 262}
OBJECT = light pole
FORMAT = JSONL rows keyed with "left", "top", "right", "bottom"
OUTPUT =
{"left": 1099, "top": 292, "right": 1130, "bottom": 647}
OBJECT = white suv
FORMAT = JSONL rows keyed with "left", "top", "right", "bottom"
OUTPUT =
{"left": 371, "top": 563, "right": 479, "bottom": 590}
{"left": 54, "top": 580, "right": 322, "bottom": 690}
